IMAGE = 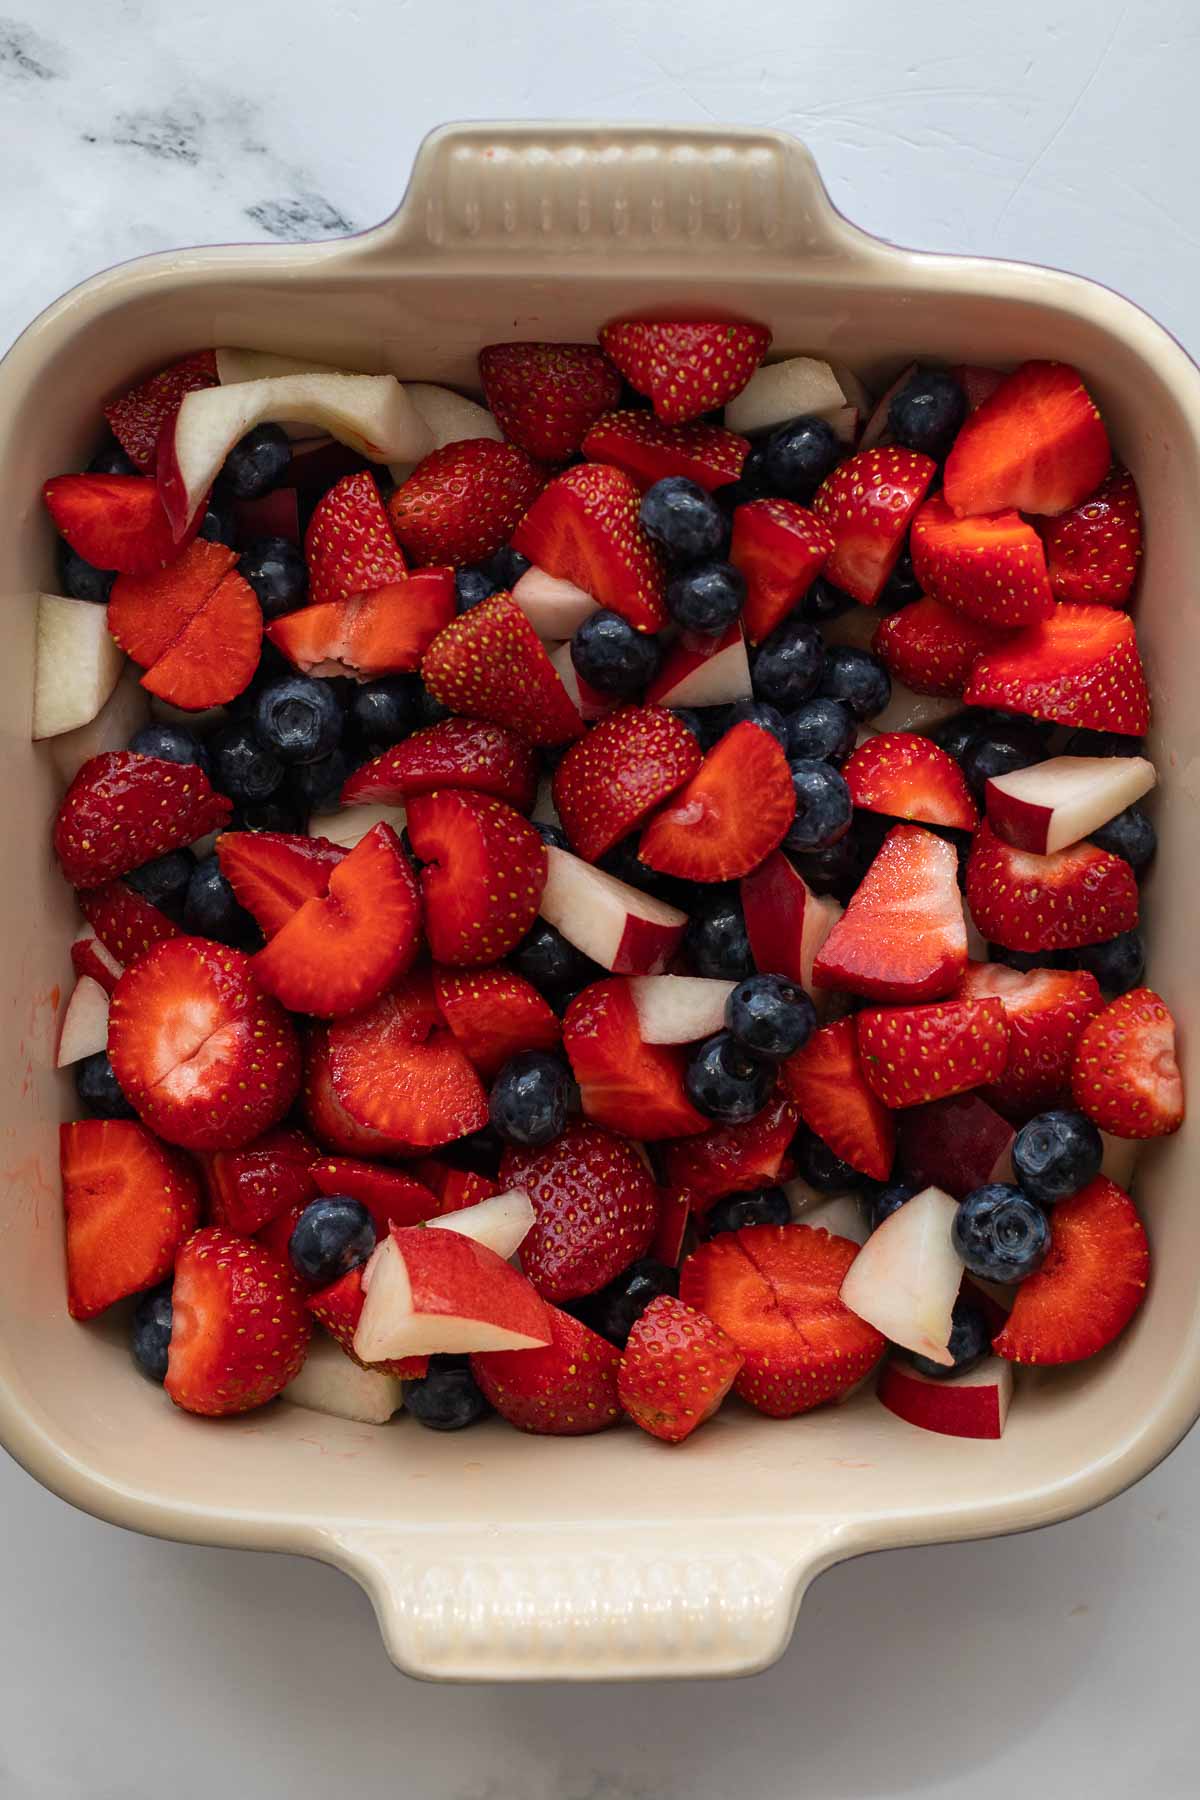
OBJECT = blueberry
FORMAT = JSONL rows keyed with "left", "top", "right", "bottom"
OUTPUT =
{"left": 888, "top": 369, "right": 968, "bottom": 461}
{"left": 818, "top": 647, "right": 891, "bottom": 722}
{"left": 909, "top": 1298, "right": 990, "bottom": 1379}
{"left": 785, "top": 697, "right": 857, "bottom": 766}
{"left": 751, "top": 616, "right": 824, "bottom": 709}
{"left": 455, "top": 565, "right": 497, "bottom": 611}
{"left": 289, "top": 1196, "right": 376, "bottom": 1285}
{"left": 126, "top": 850, "right": 193, "bottom": 913}
{"left": 286, "top": 747, "right": 357, "bottom": 815}
{"left": 576, "top": 1259, "right": 679, "bottom": 1347}
{"left": 666, "top": 561, "right": 746, "bottom": 634}
{"left": 1089, "top": 803, "right": 1156, "bottom": 870}
{"left": 669, "top": 706, "right": 708, "bottom": 747}
{"left": 684, "top": 1030, "right": 775, "bottom": 1123}
{"left": 532, "top": 819, "right": 571, "bottom": 851}
{"left": 571, "top": 611, "right": 661, "bottom": 696}
{"left": 74, "top": 1051, "right": 136, "bottom": 1120}
{"left": 800, "top": 577, "right": 853, "bottom": 623}
{"left": 794, "top": 1127, "right": 870, "bottom": 1192}
{"left": 719, "top": 444, "right": 774, "bottom": 508}
{"left": 513, "top": 920, "right": 594, "bottom": 997}
{"left": 489, "top": 1051, "right": 574, "bottom": 1147}
{"left": 58, "top": 543, "right": 114, "bottom": 605}
{"left": 867, "top": 1180, "right": 915, "bottom": 1232}
{"left": 403, "top": 1356, "right": 492, "bottom": 1431}
{"left": 727, "top": 973, "right": 816, "bottom": 1060}
{"left": 237, "top": 536, "right": 309, "bottom": 619}
{"left": 443, "top": 1122, "right": 506, "bottom": 1178}
{"left": 131, "top": 1283, "right": 173, "bottom": 1383}
{"left": 197, "top": 481, "right": 238, "bottom": 546}
{"left": 704, "top": 1186, "right": 791, "bottom": 1238}
{"left": 223, "top": 423, "right": 292, "bottom": 499}
{"left": 721, "top": 699, "right": 788, "bottom": 749}
{"left": 488, "top": 545, "right": 531, "bottom": 590}
{"left": 639, "top": 477, "right": 729, "bottom": 565}
{"left": 1012, "top": 1109, "right": 1103, "bottom": 1205}
{"left": 959, "top": 723, "right": 1047, "bottom": 801}
{"left": 129, "top": 722, "right": 212, "bottom": 776}
{"left": 684, "top": 890, "right": 754, "bottom": 980}
{"left": 598, "top": 837, "right": 691, "bottom": 908}
{"left": 953, "top": 1184, "right": 1050, "bottom": 1283}
{"left": 230, "top": 799, "right": 304, "bottom": 834}
{"left": 789, "top": 833, "right": 864, "bottom": 898}
{"left": 986, "top": 943, "right": 1073, "bottom": 973}
{"left": 418, "top": 684, "right": 452, "bottom": 728}
{"left": 878, "top": 548, "right": 923, "bottom": 612}
{"left": 1064, "top": 728, "right": 1144, "bottom": 759}
{"left": 933, "top": 711, "right": 987, "bottom": 764}
{"left": 184, "top": 854, "right": 258, "bottom": 947}
{"left": 763, "top": 415, "right": 840, "bottom": 497}
{"left": 347, "top": 675, "right": 424, "bottom": 748}
{"left": 210, "top": 721, "right": 285, "bottom": 805}
{"left": 784, "top": 759, "right": 853, "bottom": 851}
{"left": 1072, "top": 929, "right": 1146, "bottom": 995}
{"left": 88, "top": 435, "right": 137, "bottom": 476}
{"left": 254, "top": 675, "right": 344, "bottom": 765}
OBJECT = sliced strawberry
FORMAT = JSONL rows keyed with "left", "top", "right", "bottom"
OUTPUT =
{"left": 43, "top": 473, "right": 198, "bottom": 576}
{"left": 108, "top": 539, "right": 237, "bottom": 666}
{"left": 216, "top": 831, "right": 347, "bottom": 937}
{"left": 562, "top": 978, "right": 707, "bottom": 1140}
{"left": 420, "top": 589, "right": 584, "bottom": 746}
{"left": 304, "top": 470, "right": 407, "bottom": 605}
{"left": 731, "top": 498, "right": 835, "bottom": 643}
{"left": 165, "top": 1226, "right": 311, "bottom": 1415}
{"left": 267, "top": 569, "right": 455, "bottom": 678}
{"left": 943, "top": 360, "right": 1111, "bottom": 518}
{"left": 957, "top": 961, "right": 1104, "bottom": 1117}
{"left": 660, "top": 1094, "right": 799, "bottom": 1204}
{"left": 303, "top": 1026, "right": 422, "bottom": 1159}
{"left": 1072, "top": 987, "right": 1185, "bottom": 1139}
{"left": 103, "top": 351, "right": 218, "bottom": 473}
{"left": 618, "top": 1294, "right": 744, "bottom": 1443}
{"left": 433, "top": 965, "right": 561, "bottom": 1080}
{"left": 909, "top": 495, "right": 1054, "bottom": 628}
{"left": 309, "top": 1156, "right": 442, "bottom": 1231}
{"left": 581, "top": 410, "right": 749, "bottom": 491}
{"left": 306, "top": 1265, "right": 428, "bottom": 1379}
{"left": 405, "top": 790, "right": 546, "bottom": 966}
{"left": 388, "top": 439, "right": 545, "bottom": 567}
{"left": 992, "top": 1177, "right": 1148, "bottom": 1364}
{"left": 780, "top": 1016, "right": 896, "bottom": 1181}
{"left": 471, "top": 1303, "right": 622, "bottom": 1435}
{"left": 499, "top": 1122, "right": 659, "bottom": 1301}
{"left": 965, "top": 820, "right": 1138, "bottom": 952}
{"left": 326, "top": 977, "right": 488, "bottom": 1149}
{"left": 512, "top": 463, "right": 668, "bottom": 631}
{"left": 680, "top": 1224, "right": 885, "bottom": 1416}
{"left": 843, "top": 731, "right": 978, "bottom": 831}
{"left": 552, "top": 705, "right": 702, "bottom": 863}
{"left": 140, "top": 568, "right": 262, "bottom": 709}
{"left": 60, "top": 1119, "right": 200, "bottom": 1319}
{"left": 874, "top": 596, "right": 1011, "bottom": 698}
{"left": 638, "top": 721, "right": 795, "bottom": 881}
{"left": 855, "top": 997, "right": 1009, "bottom": 1108}
{"left": 409, "top": 1160, "right": 501, "bottom": 1214}
{"left": 77, "top": 880, "right": 181, "bottom": 962}
{"left": 340, "top": 717, "right": 539, "bottom": 812}
{"left": 1041, "top": 467, "right": 1142, "bottom": 605}
{"left": 478, "top": 342, "right": 622, "bottom": 461}
{"left": 813, "top": 447, "right": 937, "bottom": 605}
{"left": 813, "top": 824, "right": 967, "bottom": 1001}
{"left": 204, "top": 1128, "right": 320, "bottom": 1236}
{"left": 598, "top": 320, "right": 771, "bottom": 424}
{"left": 54, "top": 751, "right": 230, "bottom": 887}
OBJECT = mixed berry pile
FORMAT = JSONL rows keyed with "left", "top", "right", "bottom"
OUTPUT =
{"left": 38, "top": 322, "right": 1184, "bottom": 1445}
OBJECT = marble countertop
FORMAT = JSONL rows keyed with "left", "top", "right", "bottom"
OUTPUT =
{"left": 3, "top": 1, "right": 1199, "bottom": 1795}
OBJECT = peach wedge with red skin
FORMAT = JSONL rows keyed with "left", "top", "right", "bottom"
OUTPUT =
{"left": 878, "top": 1356, "right": 1013, "bottom": 1440}
{"left": 840, "top": 1187, "right": 963, "bottom": 1369}
{"left": 538, "top": 844, "right": 687, "bottom": 975}
{"left": 740, "top": 851, "right": 842, "bottom": 999}
{"left": 984, "top": 754, "right": 1156, "bottom": 856}
{"left": 353, "top": 1227, "right": 552, "bottom": 1363}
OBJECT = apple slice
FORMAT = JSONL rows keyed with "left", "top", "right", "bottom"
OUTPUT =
{"left": 741, "top": 851, "right": 842, "bottom": 1002}
{"left": 282, "top": 1332, "right": 402, "bottom": 1425}
{"left": 215, "top": 346, "right": 347, "bottom": 384}
{"left": 48, "top": 667, "right": 150, "bottom": 787}
{"left": 839, "top": 1185, "right": 962, "bottom": 1367}
{"left": 546, "top": 642, "right": 617, "bottom": 723}
{"left": 427, "top": 1189, "right": 535, "bottom": 1262}
{"left": 33, "top": 594, "right": 126, "bottom": 741}
{"left": 512, "top": 567, "right": 600, "bottom": 639}
{"left": 859, "top": 362, "right": 918, "bottom": 451}
{"left": 829, "top": 362, "right": 873, "bottom": 417}
{"left": 308, "top": 803, "right": 406, "bottom": 850}
{"left": 725, "top": 356, "right": 847, "bottom": 436}
{"left": 71, "top": 925, "right": 124, "bottom": 994}
{"left": 1101, "top": 1131, "right": 1140, "bottom": 1191}
{"left": 897, "top": 1094, "right": 1015, "bottom": 1199}
{"left": 784, "top": 1183, "right": 869, "bottom": 1243}
{"left": 646, "top": 619, "right": 752, "bottom": 708}
{"left": 627, "top": 975, "right": 735, "bottom": 1044}
{"left": 870, "top": 684, "right": 963, "bottom": 737}
{"left": 538, "top": 844, "right": 687, "bottom": 975}
{"left": 353, "top": 1226, "right": 551, "bottom": 1361}
{"left": 878, "top": 1354, "right": 1013, "bottom": 1440}
{"left": 985, "top": 754, "right": 1157, "bottom": 855}
{"left": 827, "top": 405, "right": 860, "bottom": 445}
{"left": 56, "top": 975, "right": 110, "bottom": 1067}
{"left": 821, "top": 605, "right": 880, "bottom": 652}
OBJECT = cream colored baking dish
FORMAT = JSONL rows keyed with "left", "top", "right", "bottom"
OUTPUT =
{"left": 1, "top": 122, "right": 1196, "bottom": 1682}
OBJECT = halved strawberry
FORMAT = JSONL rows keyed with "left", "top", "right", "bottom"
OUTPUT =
{"left": 813, "top": 447, "right": 937, "bottom": 604}
{"left": 409, "top": 1160, "right": 501, "bottom": 1214}
{"left": 252, "top": 822, "right": 421, "bottom": 1017}
{"left": 479, "top": 342, "right": 622, "bottom": 461}
{"left": 512, "top": 463, "right": 668, "bottom": 631}
{"left": 843, "top": 731, "right": 978, "bottom": 830}
{"left": 103, "top": 351, "right": 218, "bottom": 473}
{"left": 680, "top": 1224, "right": 885, "bottom": 1416}
{"left": 108, "top": 539, "right": 236, "bottom": 665}
{"left": 471, "top": 1304, "right": 622, "bottom": 1435}
{"left": 54, "top": 751, "right": 230, "bottom": 887}
{"left": 204, "top": 1128, "right": 320, "bottom": 1236}
{"left": 122, "top": 558, "right": 262, "bottom": 710}
{"left": 309, "top": 1156, "right": 442, "bottom": 1231}
{"left": 499, "top": 1122, "right": 659, "bottom": 1301}
{"left": 326, "top": 976, "right": 488, "bottom": 1149}
{"left": 909, "top": 495, "right": 1054, "bottom": 627}
{"left": 60, "top": 1119, "right": 200, "bottom": 1319}
{"left": 405, "top": 790, "right": 546, "bottom": 966}
{"left": 216, "top": 831, "right": 347, "bottom": 937}
{"left": 660, "top": 1093, "right": 799, "bottom": 1203}
{"left": 780, "top": 1016, "right": 895, "bottom": 1181}
{"left": 581, "top": 410, "right": 749, "bottom": 491}
{"left": 965, "top": 820, "right": 1138, "bottom": 952}
{"left": 304, "top": 470, "right": 407, "bottom": 605}
{"left": 433, "top": 965, "right": 561, "bottom": 1080}
{"left": 562, "top": 978, "right": 707, "bottom": 1141}
{"left": 957, "top": 961, "right": 1104, "bottom": 1117}
{"left": 552, "top": 705, "right": 702, "bottom": 863}
{"left": 108, "top": 937, "right": 301, "bottom": 1150}
{"left": 388, "top": 439, "right": 545, "bottom": 567}
{"left": 638, "top": 721, "right": 796, "bottom": 881}
{"left": 165, "top": 1226, "right": 311, "bottom": 1415}
{"left": 1072, "top": 987, "right": 1185, "bottom": 1139}
{"left": 267, "top": 569, "right": 455, "bottom": 678}
{"left": 874, "top": 596, "right": 1012, "bottom": 698}
{"left": 992, "top": 1177, "right": 1148, "bottom": 1364}
{"left": 812, "top": 824, "right": 967, "bottom": 1001}
{"left": 340, "top": 717, "right": 539, "bottom": 812}
{"left": 855, "top": 997, "right": 1009, "bottom": 1108}
{"left": 306, "top": 1265, "right": 428, "bottom": 1379}
{"left": 303, "top": 1026, "right": 422, "bottom": 1159}
{"left": 598, "top": 320, "right": 771, "bottom": 424}
{"left": 1041, "top": 467, "right": 1142, "bottom": 605}
{"left": 731, "top": 498, "right": 835, "bottom": 643}
{"left": 420, "top": 589, "right": 584, "bottom": 745}
{"left": 618, "top": 1294, "right": 744, "bottom": 1443}
{"left": 943, "top": 360, "right": 1111, "bottom": 518}
{"left": 77, "top": 880, "right": 181, "bottom": 963}
{"left": 44, "top": 472, "right": 198, "bottom": 576}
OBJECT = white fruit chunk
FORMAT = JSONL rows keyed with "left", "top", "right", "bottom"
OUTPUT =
{"left": 870, "top": 684, "right": 964, "bottom": 737}
{"left": 539, "top": 844, "right": 687, "bottom": 975}
{"left": 986, "top": 755, "right": 1157, "bottom": 856}
{"left": 215, "top": 346, "right": 349, "bottom": 384}
{"left": 56, "top": 976, "right": 110, "bottom": 1067}
{"left": 840, "top": 1185, "right": 962, "bottom": 1367}
{"left": 388, "top": 384, "right": 504, "bottom": 482}
{"left": 646, "top": 623, "right": 752, "bottom": 708}
{"left": 512, "top": 567, "right": 600, "bottom": 639}
{"left": 48, "top": 666, "right": 150, "bottom": 786}
{"left": 71, "top": 926, "right": 123, "bottom": 986}
{"left": 33, "top": 595, "right": 125, "bottom": 741}
{"left": 353, "top": 1229, "right": 551, "bottom": 1362}
{"left": 546, "top": 642, "right": 613, "bottom": 722}
{"left": 725, "top": 356, "right": 847, "bottom": 436}
{"left": 628, "top": 975, "right": 735, "bottom": 1045}
{"left": 1100, "top": 1132, "right": 1140, "bottom": 1191}
{"left": 785, "top": 1184, "right": 868, "bottom": 1243}
{"left": 427, "top": 1189, "right": 536, "bottom": 1263}
{"left": 878, "top": 1354, "right": 1012, "bottom": 1439}
{"left": 282, "top": 1334, "right": 403, "bottom": 1425}
{"left": 309, "top": 803, "right": 406, "bottom": 849}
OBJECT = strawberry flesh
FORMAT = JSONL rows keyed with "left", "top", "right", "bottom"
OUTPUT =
{"left": 108, "top": 539, "right": 237, "bottom": 666}
{"left": 813, "top": 824, "right": 967, "bottom": 1002}
{"left": 581, "top": 410, "right": 749, "bottom": 491}
{"left": 513, "top": 462, "right": 668, "bottom": 631}
{"left": 204, "top": 1128, "right": 320, "bottom": 1236}
{"left": 562, "top": 977, "right": 708, "bottom": 1140}
{"left": 1041, "top": 467, "right": 1141, "bottom": 605}
{"left": 910, "top": 495, "right": 1054, "bottom": 628}
{"left": 780, "top": 1017, "right": 896, "bottom": 1181}
{"left": 303, "top": 1025, "right": 424, "bottom": 1159}
{"left": 638, "top": 721, "right": 796, "bottom": 881}
{"left": 104, "top": 351, "right": 218, "bottom": 473}
{"left": 552, "top": 704, "right": 702, "bottom": 863}
{"left": 843, "top": 731, "right": 978, "bottom": 831}
{"left": 618, "top": 1294, "right": 744, "bottom": 1442}
{"left": 730, "top": 498, "right": 835, "bottom": 643}
{"left": 499, "top": 1121, "right": 659, "bottom": 1302}
{"left": 471, "top": 1304, "right": 622, "bottom": 1435}
{"left": 660, "top": 1093, "right": 799, "bottom": 1203}
{"left": 326, "top": 977, "right": 488, "bottom": 1150}
{"left": 60, "top": 1119, "right": 200, "bottom": 1319}
{"left": 433, "top": 965, "right": 561, "bottom": 1080}
{"left": 420, "top": 589, "right": 584, "bottom": 746}
{"left": 874, "top": 596, "right": 1012, "bottom": 698}
{"left": 598, "top": 320, "right": 771, "bottom": 424}
{"left": 856, "top": 997, "right": 1010, "bottom": 1107}
{"left": 965, "top": 603, "right": 1150, "bottom": 735}
{"left": 1071, "top": 987, "right": 1185, "bottom": 1139}
{"left": 268, "top": 570, "right": 455, "bottom": 678}
{"left": 55, "top": 751, "right": 230, "bottom": 887}
{"left": 165, "top": 1226, "right": 312, "bottom": 1415}
{"left": 479, "top": 342, "right": 622, "bottom": 461}
{"left": 309, "top": 1156, "right": 441, "bottom": 1232}
{"left": 406, "top": 790, "right": 546, "bottom": 966}
{"left": 965, "top": 820, "right": 1138, "bottom": 952}
{"left": 943, "top": 360, "right": 1111, "bottom": 518}
{"left": 992, "top": 1177, "right": 1148, "bottom": 1364}
{"left": 216, "top": 831, "right": 347, "bottom": 937}
{"left": 813, "top": 447, "right": 936, "bottom": 604}
{"left": 388, "top": 438, "right": 545, "bottom": 567}
{"left": 341, "top": 716, "right": 539, "bottom": 811}
{"left": 957, "top": 961, "right": 1104, "bottom": 1117}
{"left": 44, "top": 472, "right": 199, "bottom": 576}
{"left": 141, "top": 569, "right": 262, "bottom": 709}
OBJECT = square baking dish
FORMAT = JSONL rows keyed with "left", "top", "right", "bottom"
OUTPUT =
{"left": 1, "top": 122, "right": 1196, "bottom": 1682}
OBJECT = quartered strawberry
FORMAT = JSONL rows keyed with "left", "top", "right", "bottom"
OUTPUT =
{"left": 204, "top": 1128, "right": 320, "bottom": 1236}
{"left": 1071, "top": 987, "right": 1185, "bottom": 1139}
{"left": 76, "top": 879, "right": 181, "bottom": 963}
{"left": 306, "top": 1265, "right": 428, "bottom": 1379}
{"left": 405, "top": 790, "right": 546, "bottom": 966}
{"left": 813, "top": 824, "right": 967, "bottom": 1001}
{"left": 552, "top": 704, "right": 702, "bottom": 863}
{"left": 680, "top": 1224, "right": 886, "bottom": 1416}
{"left": 326, "top": 976, "right": 488, "bottom": 1149}
{"left": 843, "top": 731, "right": 978, "bottom": 831}
{"left": 638, "top": 721, "right": 795, "bottom": 881}
{"left": 660, "top": 1093, "right": 799, "bottom": 1203}
{"left": 109, "top": 539, "right": 263, "bottom": 709}
{"left": 303, "top": 1026, "right": 423, "bottom": 1160}
{"left": 813, "top": 447, "right": 937, "bottom": 605}
{"left": 873, "top": 596, "right": 1012, "bottom": 698}
{"left": 165, "top": 1226, "right": 312, "bottom": 1415}
{"left": 304, "top": 470, "right": 407, "bottom": 605}
{"left": 420, "top": 589, "right": 584, "bottom": 745}
{"left": 909, "top": 495, "right": 1054, "bottom": 628}
{"left": 433, "top": 965, "right": 561, "bottom": 1080}
{"left": 855, "top": 997, "right": 1009, "bottom": 1108}
{"left": 966, "top": 603, "right": 1150, "bottom": 735}
{"left": 471, "top": 1304, "right": 622, "bottom": 1435}
{"left": 581, "top": 410, "right": 750, "bottom": 491}
{"left": 409, "top": 1160, "right": 501, "bottom": 1214}
{"left": 562, "top": 977, "right": 708, "bottom": 1140}
{"left": 618, "top": 1294, "right": 744, "bottom": 1443}
{"left": 103, "top": 350, "right": 218, "bottom": 473}
{"left": 479, "top": 342, "right": 622, "bottom": 461}
{"left": 309, "top": 1157, "right": 442, "bottom": 1231}
{"left": 957, "top": 961, "right": 1104, "bottom": 1117}
{"left": 1041, "top": 467, "right": 1142, "bottom": 605}
{"left": 943, "top": 360, "right": 1111, "bottom": 518}
{"left": 499, "top": 1122, "right": 659, "bottom": 1301}
{"left": 512, "top": 462, "right": 668, "bottom": 631}
{"left": 44, "top": 472, "right": 198, "bottom": 576}
{"left": 388, "top": 438, "right": 545, "bottom": 567}
{"left": 54, "top": 751, "right": 230, "bottom": 887}
{"left": 965, "top": 820, "right": 1138, "bottom": 952}
{"left": 731, "top": 498, "right": 835, "bottom": 643}
{"left": 992, "top": 1177, "right": 1149, "bottom": 1365}
{"left": 108, "top": 937, "right": 301, "bottom": 1151}
{"left": 780, "top": 1016, "right": 896, "bottom": 1181}
{"left": 598, "top": 319, "right": 771, "bottom": 424}
{"left": 216, "top": 830, "right": 347, "bottom": 937}
{"left": 267, "top": 568, "right": 455, "bottom": 678}
{"left": 60, "top": 1119, "right": 200, "bottom": 1320}
{"left": 341, "top": 716, "right": 538, "bottom": 812}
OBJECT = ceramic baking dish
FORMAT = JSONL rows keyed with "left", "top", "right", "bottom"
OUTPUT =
{"left": 1, "top": 122, "right": 1196, "bottom": 1682}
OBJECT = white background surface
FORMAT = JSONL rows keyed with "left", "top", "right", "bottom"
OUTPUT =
{"left": 3, "top": 1, "right": 1200, "bottom": 1794}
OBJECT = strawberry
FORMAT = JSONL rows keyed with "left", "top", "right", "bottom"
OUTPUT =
{"left": 76, "top": 880, "right": 181, "bottom": 963}
{"left": 992, "top": 1177, "right": 1148, "bottom": 1365}
{"left": 652, "top": 1191, "right": 692, "bottom": 1265}
{"left": 618, "top": 1295, "right": 744, "bottom": 1443}
{"left": 43, "top": 472, "right": 198, "bottom": 576}
{"left": 843, "top": 731, "right": 978, "bottom": 831}
{"left": 680, "top": 1224, "right": 885, "bottom": 1416}
{"left": 303, "top": 1025, "right": 425, "bottom": 1159}
{"left": 326, "top": 976, "right": 488, "bottom": 1149}
{"left": 780, "top": 1017, "right": 896, "bottom": 1181}
{"left": 1071, "top": 987, "right": 1185, "bottom": 1139}
{"left": 478, "top": 342, "right": 622, "bottom": 461}
{"left": 813, "top": 824, "right": 967, "bottom": 1001}
{"left": 855, "top": 997, "right": 1009, "bottom": 1108}
{"left": 730, "top": 498, "right": 835, "bottom": 644}
{"left": 204, "top": 1128, "right": 320, "bottom": 1236}
{"left": 71, "top": 931, "right": 123, "bottom": 995}
{"left": 965, "top": 820, "right": 1138, "bottom": 952}
{"left": 660, "top": 1094, "right": 799, "bottom": 1203}
{"left": 512, "top": 463, "right": 668, "bottom": 631}
{"left": 433, "top": 965, "right": 561, "bottom": 1080}
{"left": 108, "top": 539, "right": 236, "bottom": 665}
{"left": 581, "top": 410, "right": 749, "bottom": 491}
{"left": 405, "top": 790, "right": 546, "bottom": 966}
{"left": 957, "top": 961, "right": 1104, "bottom": 1117}
{"left": 638, "top": 721, "right": 796, "bottom": 881}
{"left": 304, "top": 470, "right": 407, "bottom": 605}
{"left": 308, "top": 1157, "right": 442, "bottom": 1231}
{"left": 108, "top": 539, "right": 263, "bottom": 709}
{"left": 388, "top": 438, "right": 545, "bottom": 567}
{"left": 60, "top": 1119, "right": 200, "bottom": 1319}
{"left": 597, "top": 320, "right": 771, "bottom": 424}
{"left": 562, "top": 978, "right": 708, "bottom": 1141}
{"left": 252, "top": 822, "right": 422, "bottom": 1017}
{"left": 54, "top": 752, "right": 230, "bottom": 887}
{"left": 420, "top": 589, "right": 584, "bottom": 745}
{"left": 873, "top": 596, "right": 1012, "bottom": 698}
{"left": 813, "top": 447, "right": 936, "bottom": 605}
{"left": 341, "top": 716, "right": 538, "bottom": 812}
{"left": 108, "top": 937, "right": 301, "bottom": 1151}
{"left": 967, "top": 603, "right": 1150, "bottom": 735}
{"left": 499, "top": 1121, "right": 659, "bottom": 1301}
{"left": 306, "top": 1265, "right": 427, "bottom": 1379}
{"left": 103, "top": 350, "right": 218, "bottom": 473}
{"left": 216, "top": 831, "right": 347, "bottom": 937}
{"left": 551, "top": 705, "right": 702, "bottom": 863}
{"left": 471, "top": 1303, "right": 622, "bottom": 1435}
{"left": 165, "top": 1227, "right": 311, "bottom": 1415}
{"left": 1041, "top": 467, "right": 1142, "bottom": 606}
{"left": 409, "top": 1160, "right": 501, "bottom": 1214}
{"left": 909, "top": 495, "right": 1054, "bottom": 628}
{"left": 267, "top": 568, "right": 455, "bottom": 678}
{"left": 943, "top": 360, "right": 1111, "bottom": 518}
